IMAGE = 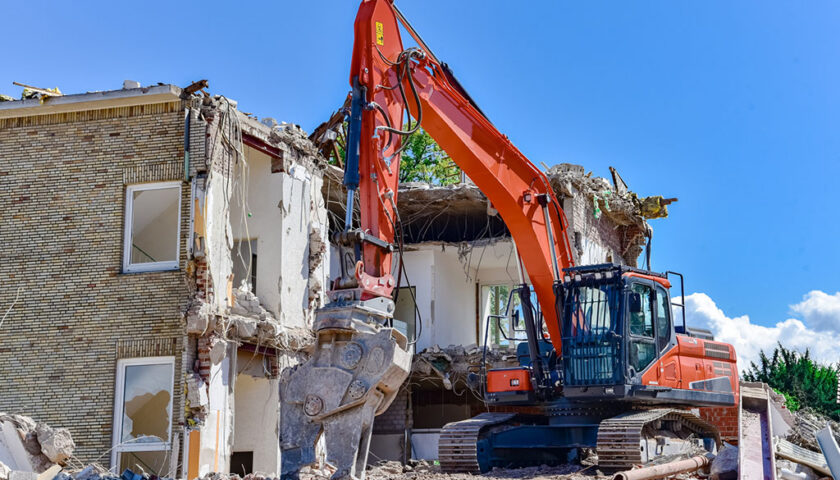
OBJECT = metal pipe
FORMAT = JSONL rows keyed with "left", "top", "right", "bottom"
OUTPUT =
{"left": 612, "top": 455, "right": 711, "bottom": 480}
{"left": 540, "top": 202, "right": 561, "bottom": 281}
{"left": 183, "top": 108, "right": 191, "bottom": 181}
{"left": 344, "top": 188, "right": 355, "bottom": 231}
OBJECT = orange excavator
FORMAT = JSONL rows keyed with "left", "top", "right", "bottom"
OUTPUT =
{"left": 279, "top": 1, "right": 740, "bottom": 479}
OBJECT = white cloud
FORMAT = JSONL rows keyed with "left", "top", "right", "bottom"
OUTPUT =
{"left": 790, "top": 290, "right": 840, "bottom": 332}
{"left": 677, "top": 293, "right": 840, "bottom": 373}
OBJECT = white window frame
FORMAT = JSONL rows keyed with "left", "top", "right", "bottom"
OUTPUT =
{"left": 123, "top": 181, "right": 182, "bottom": 273}
{"left": 110, "top": 356, "right": 176, "bottom": 471}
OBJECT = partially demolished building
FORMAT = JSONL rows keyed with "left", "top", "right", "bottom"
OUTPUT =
{"left": 322, "top": 160, "right": 674, "bottom": 461}
{"left": 0, "top": 83, "right": 328, "bottom": 478}
{"left": 0, "top": 81, "right": 676, "bottom": 477}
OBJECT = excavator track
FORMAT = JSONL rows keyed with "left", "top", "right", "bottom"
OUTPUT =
{"left": 596, "top": 408, "right": 721, "bottom": 470}
{"left": 438, "top": 412, "right": 516, "bottom": 473}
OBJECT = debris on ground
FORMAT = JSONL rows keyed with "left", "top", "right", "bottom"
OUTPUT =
{"left": 0, "top": 413, "right": 75, "bottom": 474}
{"left": 412, "top": 344, "right": 519, "bottom": 391}
{"left": 786, "top": 408, "right": 840, "bottom": 452}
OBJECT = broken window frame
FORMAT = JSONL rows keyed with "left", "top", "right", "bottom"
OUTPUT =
{"left": 122, "top": 182, "right": 182, "bottom": 273}
{"left": 110, "top": 356, "right": 175, "bottom": 472}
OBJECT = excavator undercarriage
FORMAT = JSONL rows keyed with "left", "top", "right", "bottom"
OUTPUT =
{"left": 438, "top": 407, "right": 720, "bottom": 474}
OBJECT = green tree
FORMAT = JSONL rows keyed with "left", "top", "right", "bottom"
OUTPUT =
{"left": 332, "top": 123, "right": 460, "bottom": 185}
{"left": 743, "top": 343, "right": 840, "bottom": 420}
{"left": 397, "top": 126, "right": 460, "bottom": 185}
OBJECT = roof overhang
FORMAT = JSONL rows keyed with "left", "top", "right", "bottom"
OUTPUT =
{"left": 0, "top": 84, "right": 182, "bottom": 119}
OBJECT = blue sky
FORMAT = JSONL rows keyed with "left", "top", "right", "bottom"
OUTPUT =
{"left": 4, "top": 1, "right": 840, "bottom": 340}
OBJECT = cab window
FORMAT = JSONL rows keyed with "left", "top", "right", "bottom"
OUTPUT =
{"left": 629, "top": 284, "right": 653, "bottom": 337}
{"left": 628, "top": 283, "right": 656, "bottom": 372}
{"left": 655, "top": 286, "right": 671, "bottom": 352}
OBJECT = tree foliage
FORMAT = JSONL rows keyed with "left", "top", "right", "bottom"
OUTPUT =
{"left": 743, "top": 343, "right": 840, "bottom": 420}
{"left": 332, "top": 123, "right": 460, "bottom": 185}
{"left": 397, "top": 127, "right": 460, "bottom": 185}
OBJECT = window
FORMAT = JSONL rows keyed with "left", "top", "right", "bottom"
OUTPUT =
{"left": 481, "top": 285, "right": 520, "bottom": 347}
{"left": 111, "top": 357, "right": 175, "bottom": 476}
{"left": 393, "top": 287, "right": 417, "bottom": 345}
{"left": 232, "top": 239, "right": 258, "bottom": 292}
{"left": 628, "top": 284, "right": 656, "bottom": 373}
{"left": 123, "top": 182, "right": 181, "bottom": 273}
{"left": 655, "top": 287, "right": 671, "bottom": 352}
{"left": 629, "top": 284, "right": 654, "bottom": 337}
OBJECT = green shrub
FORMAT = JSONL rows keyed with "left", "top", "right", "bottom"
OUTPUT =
{"left": 743, "top": 343, "right": 839, "bottom": 421}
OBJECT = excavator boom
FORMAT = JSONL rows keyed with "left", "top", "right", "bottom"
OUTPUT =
{"left": 348, "top": 0, "right": 575, "bottom": 355}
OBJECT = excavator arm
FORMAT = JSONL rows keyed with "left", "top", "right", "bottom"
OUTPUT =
{"left": 346, "top": 0, "right": 575, "bottom": 353}
{"left": 281, "top": 2, "right": 575, "bottom": 479}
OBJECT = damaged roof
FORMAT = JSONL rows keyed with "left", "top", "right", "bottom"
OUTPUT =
{"left": 324, "top": 162, "right": 674, "bottom": 245}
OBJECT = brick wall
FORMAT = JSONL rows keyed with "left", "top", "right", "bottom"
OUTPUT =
{"left": 699, "top": 406, "right": 739, "bottom": 445}
{"left": 0, "top": 102, "right": 191, "bottom": 463}
{"left": 373, "top": 387, "right": 411, "bottom": 434}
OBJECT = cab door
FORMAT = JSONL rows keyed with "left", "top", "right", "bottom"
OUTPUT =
{"left": 626, "top": 281, "right": 657, "bottom": 380}
{"left": 652, "top": 285, "right": 680, "bottom": 387}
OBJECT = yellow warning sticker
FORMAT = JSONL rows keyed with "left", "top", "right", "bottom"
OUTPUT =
{"left": 375, "top": 22, "right": 384, "bottom": 46}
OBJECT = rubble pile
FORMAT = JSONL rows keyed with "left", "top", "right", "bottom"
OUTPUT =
{"left": 545, "top": 164, "right": 674, "bottom": 226}
{"left": 0, "top": 413, "right": 75, "bottom": 476}
{"left": 786, "top": 408, "right": 840, "bottom": 452}
{"left": 411, "top": 344, "right": 521, "bottom": 393}
{"left": 186, "top": 287, "right": 315, "bottom": 352}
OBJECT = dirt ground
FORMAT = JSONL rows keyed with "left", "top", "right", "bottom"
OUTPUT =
{"left": 300, "top": 461, "right": 704, "bottom": 480}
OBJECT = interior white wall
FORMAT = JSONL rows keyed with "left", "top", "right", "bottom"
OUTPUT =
{"left": 232, "top": 350, "right": 280, "bottom": 475}
{"left": 230, "top": 146, "right": 329, "bottom": 328}
{"left": 199, "top": 352, "right": 232, "bottom": 477}
{"left": 327, "top": 238, "right": 527, "bottom": 351}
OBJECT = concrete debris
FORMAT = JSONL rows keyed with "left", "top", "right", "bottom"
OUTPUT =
{"left": 33, "top": 426, "right": 73, "bottom": 465}
{"left": 51, "top": 468, "right": 172, "bottom": 480}
{"left": 186, "top": 372, "right": 209, "bottom": 410}
{"left": 0, "top": 461, "right": 10, "bottom": 480}
{"left": 545, "top": 164, "right": 673, "bottom": 225}
{"left": 308, "top": 228, "right": 326, "bottom": 308}
{"left": 775, "top": 437, "right": 832, "bottom": 477}
{"left": 776, "top": 459, "right": 818, "bottom": 480}
{"left": 786, "top": 408, "right": 840, "bottom": 452}
{"left": 209, "top": 336, "right": 229, "bottom": 365}
{"left": 190, "top": 460, "right": 594, "bottom": 480}
{"left": 413, "top": 344, "right": 518, "bottom": 377}
{"left": 0, "top": 414, "right": 73, "bottom": 474}
{"left": 185, "top": 289, "right": 316, "bottom": 353}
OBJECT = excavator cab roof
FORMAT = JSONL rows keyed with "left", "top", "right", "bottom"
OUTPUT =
{"left": 562, "top": 263, "right": 671, "bottom": 289}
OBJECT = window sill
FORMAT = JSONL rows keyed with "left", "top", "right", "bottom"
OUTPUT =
{"left": 121, "top": 266, "right": 181, "bottom": 275}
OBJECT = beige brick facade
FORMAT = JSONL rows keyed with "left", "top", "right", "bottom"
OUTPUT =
{"left": 0, "top": 102, "right": 190, "bottom": 463}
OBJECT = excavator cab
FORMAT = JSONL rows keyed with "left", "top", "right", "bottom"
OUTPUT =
{"left": 485, "top": 263, "right": 736, "bottom": 408}
{"left": 559, "top": 263, "right": 677, "bottom": 400}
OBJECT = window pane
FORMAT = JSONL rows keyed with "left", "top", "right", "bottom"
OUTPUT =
{"left": 656, "top": 287, "right": 671, "bottom": 351}
{"left": 630, "top": 341, "right": 656, "bottom": 371}
{"left": 119, "top": 450, "right": 170, "bottom": 477}
{"left": 629, "top": 284, "right": 653, "bottom": 337}
{"left": 121, "top": 363, "right": 173, "bottom": 444}
{"left": 393, "top": 287, "right": 417, "bottom": 343}
{"left": 130, "top": 187, "right": 180, "bottom": 264}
